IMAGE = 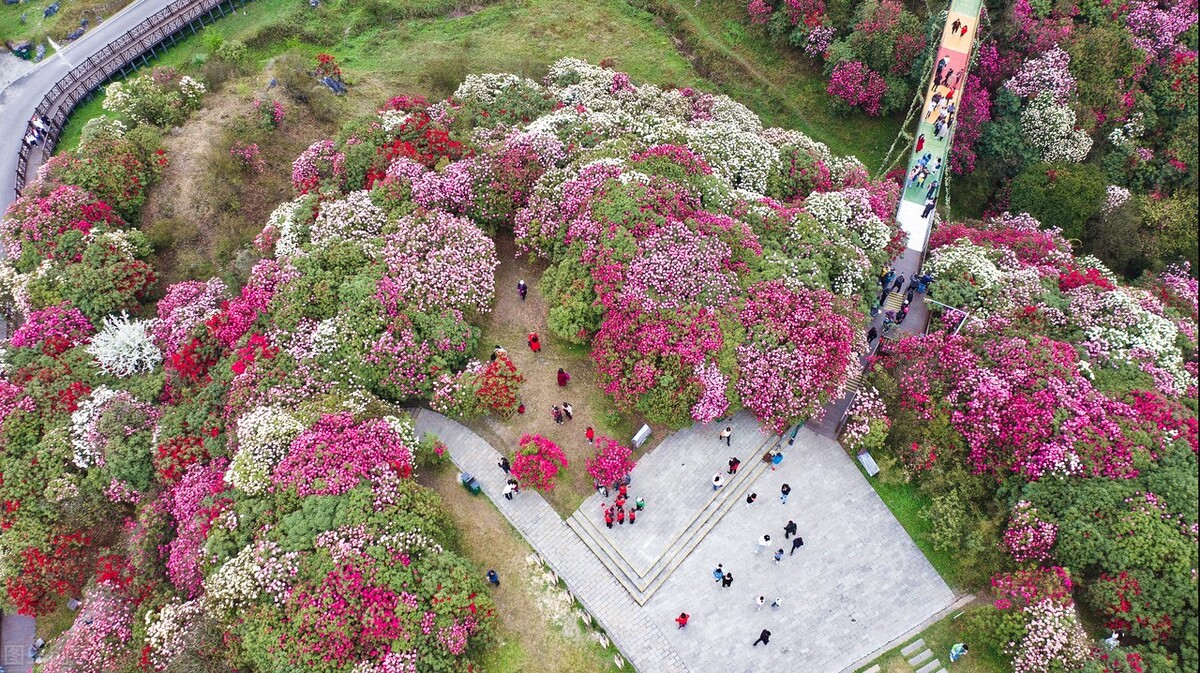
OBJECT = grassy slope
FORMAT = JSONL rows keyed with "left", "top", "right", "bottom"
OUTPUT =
{"left": 1, "top": 0, "right": 130, "bottom": 47}
{"left": 856, "top": 604, "right": 1009, "bottom": 673}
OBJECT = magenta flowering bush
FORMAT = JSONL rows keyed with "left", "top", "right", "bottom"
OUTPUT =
{"left": 273, "top": 413, "right": 415, "bottom": 496}
{"left": 375, "top": 210, "right": 498, "bottom": 315}
{"left": 9, "top": 303, "right": 94, "bottom": 354}
{"left": 735, "top": 282, "right": 857, "bottom": 433}
{"left": 585, "top": 436, "right": 637, "bottom": 488}
{"left": 1, "top": 183, "right": 126, "bottom": 266}
{"left": 511, "top": 434, "right": 568, "bottom": 491}
{"left": 826, "top": 61, "right": 888, "bottom": 117}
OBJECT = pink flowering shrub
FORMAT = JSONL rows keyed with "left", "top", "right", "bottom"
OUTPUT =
{"left": 39, "top": 589, "right": 135, "bottom": 673}
{"left": 1003, "top": 500, "right": 1058, "bottom": 562}
{"left": 736, "top": 282, "right": 857, "bottom": 432}
{"left": 0, "top": 183, "right": 125, "bottom": 265}
{"left": 375, "top": 210, "right": 498, "bottom": 316}
{"left": 291, "top": 139, "right": 346, "bottom": 194}
{"left": 585, "top": 436, "right": 636, "bottom": 488}
{"left": 827, "top": 61, "right": 888, "bottom": 116}
{"left": 511, "top": 434, "right": 568, "bottom": 491}
{"left": 152, "top": 279, "right": 228, "bottom": 355}
{"left": 273, "top": 413, "right": 415, "bottom": 497}
{"left": 164, "top": 459, "right": 230, "bottom": 598}
{"left": 9, "top": 303, "right": 94, "bottom": 355}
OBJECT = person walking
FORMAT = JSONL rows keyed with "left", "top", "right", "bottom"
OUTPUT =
{"left": 790, "top": 535, "right": 805, "bottom": 555}
{"left": 528, "top": 332, "right": 541, "bottom": 353}
{"left": 557, "top": 368, "right": 570, "bottom": 386}
{"left": 585, "top": 427, "right": 595, "bottom": 445}
{"left": 780, "top": 483, "right": 792, "bottom": 504}
{"left": 867, "top": 326, "right": 878, "bottom": 346}
{"left": 517, "top": 279, "right": 528, "bottom": 301}
{"left": 755, "top": 534, "right": 771, "bottom": 554}
{"left": 721, "top": 572, "right": 734, "bottom": 588}
{"left": 950, "top": 643, "right": 969, "bottom": 662}
{"left": 676, "top": 612, "right": 690, "bottom": 629}
{"left": 712, "top": 473, "right": 725, "bottom": 491}
{"left": 486, "top": 569, "right": 500, "bottom": 586}
{"left": 927, "top": 180, "right": 941, "bottom": 201}
{"left": 771, "top": 451, "right": 783, "bottom": 471}
{"left": 907, "top": 166, "right": 923, "bottom": 187}
{"left": 942, "top": 67, "right": 954, "bottom": 87}
{"left": 605, "top": 508, "right": 614, "bottom": 529}
{"left": 753, "top": 629, "right": 772, "bottom": 646}
{"left": 503, "top": 481, "right": 515, "bottom": 500}
{"left": 915, "top": 133, "right": 925, "bottom": 152}
{"left": 922, "top": 196, "right": 937, "bottom": 218}
{"left": 616, "top": 506, "right": 626, "bottom": 525}
{"left": 728, "top": 456, "right": 741, "bottom": 474}
{"left": 892, "top": 274, "right": 906, "bottom": 293}
{"left": 498, "top": 456, "right": 511, "bottom": 473}
{"left": 935, "top": 56, "right": 949, "bottom": 84}
{"left": 784, "top": 520, "right": 798, "bottom": 539}
{"left": 628, "top": 507, "right": 637, "bottom": 524}
{"left": 719, "top": 426, "right": 733, "bottom": 446}
{"left": 960, "top": 23, "right": 969, "bottom": 36}
{"left": 562, "top": 402, "right": 573, "bottom": 420}
{"left": 713, "top": 564, "right": 725, "bottom": 583}
{"left": 773, "top": 548, "right": 784, "bottom": 564}
{"left": 507, "top": 477, "right": 520, "bottom": 495}
{"left": 551, "top": 406, "right": 564, "bottom": 425}
{"left": 951, "top": 18, "right": 961, "bottom": 34}
{"left": 771, "top": 597, "right": 783, "bottom": 609}
{"left": 745, "top": 492, "right": 757, "bottom": 507}
{"left": 755, "top": 595, "right": 766, "bottom": 611}
{"left": 635, "top": 496, "right": 645, "bottom": 510}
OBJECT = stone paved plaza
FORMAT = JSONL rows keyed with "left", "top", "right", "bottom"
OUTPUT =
{"left": 413, "top": 410, "right": 954, "bottom": 673}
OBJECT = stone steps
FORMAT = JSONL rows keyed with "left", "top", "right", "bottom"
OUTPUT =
{"left": 566, "top": 432, "right": 778, "bottom": 605}
{"left": 900, "top": 639, "right": 925, "bottom": 657}
{"left": 915, "top": 658, "right": 942, "bottom": 673}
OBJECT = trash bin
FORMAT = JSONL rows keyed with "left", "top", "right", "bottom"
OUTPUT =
{"left": 459, "top": 472, "right": 481, "bottom": 495}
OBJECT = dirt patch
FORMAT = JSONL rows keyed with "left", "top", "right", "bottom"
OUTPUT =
{"left": 140, "top": 85, "right": 334, "bottom": 288}
{"left": 464, "top": 232, "right": 668, "bottom": 516}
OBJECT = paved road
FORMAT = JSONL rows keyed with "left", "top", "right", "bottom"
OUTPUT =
{"left": 0, "top": 0, "right": 176, "bottom": 214}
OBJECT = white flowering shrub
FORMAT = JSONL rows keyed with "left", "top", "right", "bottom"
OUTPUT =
{"left": 1020, "top": 94, "right": 1093, "bottom": 163}
{"left": 103, "top": 70, "right": 207, "bottom": 128}
{"left": 70, "top": 386, "right": 122, "bottom": 468}
{"left": 263, "top": 197, "right": 308, "bottom": 257}
{"left": 925, "top": 239, "right": 1004, "bottom": 310}
{"left": 87, "top": 312, "right": 162, "bottom": 377}
{"left": 144, "top": 599, "right": 205, "bottom": 670}
{"left": 684, "top": 125, "right": 778, "bottom": 193}
{"left": 225, "top": 406, "right": 305, "bottom": 494}
{"left": 310, "top": 190, "right": 387, "bottom": 250}
{"left": 454, "top": 73, "right": 539, "bottom": 103}
{"left": 205, "top": 540, "right": 300, "bottom": 615}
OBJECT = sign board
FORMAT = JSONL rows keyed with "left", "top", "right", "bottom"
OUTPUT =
{"left": 632, "top": 424, "right": 652, "bottom": 448}
{"left": 857, "top": 451, "right": 881, "bottom": 477}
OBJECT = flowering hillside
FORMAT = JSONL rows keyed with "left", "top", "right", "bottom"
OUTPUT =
{"left": 0, "top": 58, "right": 897, "bottom": 671}
{"left": 853, "top": 212, "right": 1198, "bottom": 672}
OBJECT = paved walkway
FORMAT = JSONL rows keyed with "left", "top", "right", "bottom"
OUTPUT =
{"left": 414, "top": 409, "right": 954, "bottom": 673}
{"left": 0, "top": 0, "right": 178, "bottom": 212}
{"left": 0, "top": 612, "right": 36, "bottom": 673}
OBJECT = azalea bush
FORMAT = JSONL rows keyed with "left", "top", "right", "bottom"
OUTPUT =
{"left": 585, "top": 436, "right": 637, "bottom": 489}
{"left": 511, "top": 434, "right": 568, "bottom": 491}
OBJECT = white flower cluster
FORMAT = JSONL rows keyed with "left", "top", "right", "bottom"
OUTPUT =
{"left": 926, "top": 239, "right": 1004, "bottom": 298}
{"left": 144, "top": 599, "right": 205, "bottom": 670}
{"left": 225, "top": 406, "right": 305, "bottom": 494}
{"left": 1075, "top": 286, "right": 1195, "bottom": 391}
{"left": 1107, "top": 112, "right": 1144, "bottom": 148}
{"left": 70, "top": 386, "right": 121, "bottom": 468}
{"left": 378, "top": 109, "right": 410, "bottom": 133}
{"left": 1020, "top": 94, "right": 1093, "bottom": 163}
{"left": 205, "top": 540, "right": 300, "bottom": 615}
{"left": 684, "top": 124, "right": 778, "bottom": 193}
{"left": 311, "top": 190, "right": 387, "bottom": 250}
{"left": 178, "top": 76, "right": 206, "bottom": 107}
{"left": 266, "top": 197, "right": 308, "bottom": 258}
{"left": 759, "top": 127, "right": 863, "bottom": 182}
{"left": 1102, "top": 185, "right": 1131, "bottom": 215}
{"left": 80, "top": 117, "right": 128, "bottom": 145}
{"left": 454, "top": 72, "right": 539, "bottom": 103}
{"left": 383, "top": 414, "right": 419, "bottom": 450}
{"left": 86, "top": 312, "right": 162, "bottom": 377}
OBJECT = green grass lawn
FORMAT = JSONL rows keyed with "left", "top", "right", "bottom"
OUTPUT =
{"left": 55, "top": 0, "right": 894, "bottom": 168}
{"left": 852, "top": 459, "right": 969, "bottom": 588}
{"left": 857, "top": 604, "right": 1010, "bottom": 673}
{"left": 1, "top": 0, "right": 130, "bottom": 50}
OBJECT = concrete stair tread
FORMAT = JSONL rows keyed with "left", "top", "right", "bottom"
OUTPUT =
{"left": 900, "top": 639, "right": 926, "bottom": 656}
{"left": 564, "top": 433, "right": 778, "bottom": 603}
{"left": 908, "top": 649, "right": 933, "bottom": 666}
{"left": 915, "top": 659, "right": 942, "bottom": 673}
{"left": 861, "top": 666, "right": 881, "bottom": 673}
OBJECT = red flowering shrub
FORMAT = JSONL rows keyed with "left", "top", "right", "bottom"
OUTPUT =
{"left": 6, "top": 531, "right": 94, "bottom": 616}
{"left": 153, "top": 435, "right": 209, "bottom": 484}
{"left": 511, "top": 434, "right": 568, "bottom": 491}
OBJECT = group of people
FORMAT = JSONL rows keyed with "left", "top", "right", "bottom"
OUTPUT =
{"left": 22, "top": 115, "right": 53, "bottom": 148}
{"left": 602, "top": 482, "right": 645, "bottom": 528}
{"left": 906, "top": 153, "right": 943, "bottom": 200}
{"left": 869, "top": 267, "right": 934, "bottom": 341}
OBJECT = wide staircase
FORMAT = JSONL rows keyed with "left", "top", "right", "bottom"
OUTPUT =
{"left": 565, "top": 415, "right": 779, "bottom": 605}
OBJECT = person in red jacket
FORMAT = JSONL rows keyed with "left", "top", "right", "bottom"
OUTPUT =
{"left": 557, "top": 368, "right": 570, "bottom": 386}
{"left": 915, "top": 133, "right": 925, "bottom": 152}
{"left": 675, "top": 612, "right": 689, "bottom": 629}
{"left": 528, "top": 332, "right": 541, "bottom": 352}
{"left": 585, "top": 426, "right": 595, "bottom": 444}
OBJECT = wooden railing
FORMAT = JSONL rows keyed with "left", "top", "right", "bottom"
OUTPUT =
{"left": 13, "top": 0, "right": 253, "bottom": 198}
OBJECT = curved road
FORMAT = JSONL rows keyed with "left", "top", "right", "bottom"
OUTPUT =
{"left": 0, "top": 0, "right": 175, "bottom": 215}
